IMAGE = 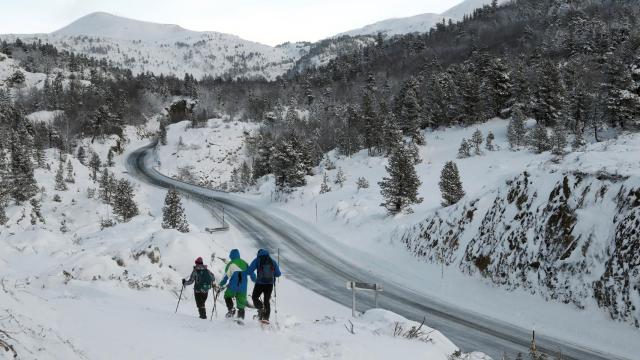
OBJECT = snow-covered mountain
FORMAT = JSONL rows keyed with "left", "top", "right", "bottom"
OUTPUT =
{"left": 2, "top": 12, "right": 309, "bottom": 80}
{"left": 338, "top": 0, "right": 502, "bottom": 37}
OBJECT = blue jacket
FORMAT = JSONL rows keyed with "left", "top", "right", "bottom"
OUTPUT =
{"left": 246, "top": 249, "right": 281, "bottom": 285}
{"left": 219, "top": 249, "right": 254, "bottom": 294}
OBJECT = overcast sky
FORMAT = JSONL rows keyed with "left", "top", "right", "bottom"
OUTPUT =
{"left": 0, "top": 0, "right": 464, "bottom": 45}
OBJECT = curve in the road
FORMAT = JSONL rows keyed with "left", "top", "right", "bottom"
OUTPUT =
{"left": 126, "top": 141, "right": 627, "bottom": 360}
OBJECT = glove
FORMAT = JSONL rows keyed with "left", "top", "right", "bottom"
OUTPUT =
{"left": 182, "top": 279, "right": 186, "bottom": 286}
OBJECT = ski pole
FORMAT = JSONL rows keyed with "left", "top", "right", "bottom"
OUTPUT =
{"left": 175, "top": 285, "right": 185, "bottom": 313}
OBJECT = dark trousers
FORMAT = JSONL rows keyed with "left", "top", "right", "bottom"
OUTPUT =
{"left": 252, "top": 284, "right": 273, "bottom": 320}
{"left": 195, "top": 292, "right": 208, "bottom": 319}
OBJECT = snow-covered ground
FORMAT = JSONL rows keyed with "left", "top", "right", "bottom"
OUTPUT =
{"left": 156, "top": 118, "right": 640, "bottom": 358}
{"left": 0, "top": 123, "right": 481, "bottom": 359}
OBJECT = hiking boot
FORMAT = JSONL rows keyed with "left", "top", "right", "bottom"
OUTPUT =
{"left": 237, "top": 309, "right": 245, "bottom": 320}
{"left": 198, "top": 307, "right": 207, "bottom": 319}
{"left": 225, "top": 309, "right": 236, "bottom": 318}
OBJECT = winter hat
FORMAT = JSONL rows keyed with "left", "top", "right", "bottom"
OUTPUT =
{"left": 195, "top": 257, "right": 203, "bottom": 265}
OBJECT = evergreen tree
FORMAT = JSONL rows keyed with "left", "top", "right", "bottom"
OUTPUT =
{"left": 77, "top": 146, "right": 86, "bottom": 165}
{"left": 54, "top": 159, "right": 67, "bottom": 191}
{"left": 270, "top": 135, "right": 308, "bottom": 191}
{"left": 356, "top": 177, "right": 370, "bottom": 191}
{"left": 88, "top": 153, "right": 101, "bottom": 181}
{"left": 362, "top": 74, "right": 384, "bottom": 155}
{"left": 396, "top": 77, "right": 425, "bottom": 144}
{"left": 252, "top": 133, "right": 273, "bottom": 180}
{"left": 29, "top": 198, "right": 45, "bottom": 225}
{"left": 10, "top": 129, "right": 38, "bottom": 203}
{"left": 507, "top": 105, "right": 527, "bottom": 149}
{"left": 112, "top": 178, "right": 138, "bottom": 221}
{"left": 322, "top": 154, "right": 336, "bottom": 170}
{"left": 439, "top": 161, "right": 465, "bottom": 207}
{"left": 529, "top": 123, "right": 551, "bottom": 154}
{"left": 162, "top": 188, "right": 189, "bottom": 233}
{"left": 319, "top": 172, "right": 331, "bottom": 194}
{"left": 159, "top": 120, "right": 168, "bottom": 145}
{"left": 65, "top": 160, "right": 75, "bottom": 183}
{"left": 379, "top": 146, "right": 423, "bottom": 214}
{"left": 381, "top": 108, "right": 403, "bottom": 156}
{"left": 532, "top": 61, "right": 565, "bottom": 127}
{"left": 487, "top": 58, "right": 512, "bottom": 117}
{"left": 107, "top": 149, "right": 115, "bottom": 167}
{"left": 470, "top": 129, "right": 484, "bottom": 155}
{"left": 457, "top": 139, "right": 472, "bottom": 158}
{"left": 334, "top": 167, "right": 347, "bottom": 187}
{"left": 99, "top": 168, "right": 115, "bottom": 204}
{"left": 551, "top": 125, "right": 568, "bottom": 156}
{"left": 0, "top": 203, "right": 7, "bottom": 225}
{"left": 485, "top": 131, "right": 496, "bottom": 151}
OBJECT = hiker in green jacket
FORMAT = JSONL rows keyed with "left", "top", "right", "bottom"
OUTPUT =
{"left": 182, "top": 257, "right": 215, "bottom": 319}
{"left": 219, "top": 249, "right": 255, "bottom": 320}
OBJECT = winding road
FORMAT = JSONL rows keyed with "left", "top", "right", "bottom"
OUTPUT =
{"left": 126, "top": 141, "right": 626, "bottom": 360}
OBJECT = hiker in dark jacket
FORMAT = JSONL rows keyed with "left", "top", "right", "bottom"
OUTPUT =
{"left": 182, "top": 257, "right": 216, "bottom": 319}
{"left": 246, "top": 249, "right": 281, "bottom": 322}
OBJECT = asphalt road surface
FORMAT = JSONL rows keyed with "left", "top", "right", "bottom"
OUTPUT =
{"left": 127, "top": 141, "right": 627, "bottom": 360}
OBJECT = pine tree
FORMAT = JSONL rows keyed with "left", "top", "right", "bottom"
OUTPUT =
{"left": 532, "top": 61, "right": 565, "bottom": 127}
{"left": 159, "top": 120, "right": 168, "bottom": 145}
{"left": 457, "top": 139, "right": 472, "bottom": 159}
{"left": 65, "top": 160, "right": 75, "bottom": 183}
{"left": 54, "top": 159, "right": 67, "bottom": 191}
{"left": 381, "top": 106, "right": 403, "bottom": 156}
{"left": 107, "top": 149, "right": 115, "bottom": 167}
{"left": 29, "top": 198, "right": 44, "bottom": 225}
{"left": 319, "top": 172, "right": 331, "bottom": 194}
{"left": 396, "top": 77, "right": 425, "bottom": 145}
{"left": 99, "top": 168, "right": 115, "bottom": 204}
{"left": 487, "top": 58, "right": 512, "bottom": 117}
{"left": 507, "top": 105, "right": 527, "bottom": 149}
{"left": 252, "top": 133, "right": 273, "bottom": 180}
{"left": 270, "top": 135, "right": 308, "bottom": 191}
{"left": 439, "top": 161, "right": 465, "bottom": 207}
{"left": 77, "top": 146, "right": 86, "bottom": 165}
{"left": 485, "top": 131, "right": 496, "bottom": 151}
{"left": 551, "top": 125, "right": 568, "bottom": 156}
{"left": 10, "top": 128, "right": 38, "bottom": 203}
{"left": 112, "top": 178, "right": 138, "bottom": 221}
{"left": 470, "top": 129, "right": 484, "bottom": 155}
{"left": 322, "top": 154, "right": 336, "bottom": 170}
{"left": 0, "top": 203, "right": 7, "bottom": 225}
{"left": 379, "top": 146, "right": 423, "bottom": 214}
{"left": 88, "top": 153, "right": 101, "bottom": 181}
{"left": 162, "top": 188, "right": 189, "bottom": 233}
{"left": 529, "top": 123, "right": 551, "bottom": 154}
{"left": 362, "top": 74, "right": 384, "bottom": 155}
{"left": 334, "top": 167, "right": 346, "bottom": 187}
{"left": 356, "top": 177, "right": 370, "bottom": 191}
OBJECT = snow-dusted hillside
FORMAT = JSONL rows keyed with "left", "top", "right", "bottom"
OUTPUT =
{"left": 157, "top": 118, "right": 640, "bottom": 359}
{"left": 0, "top": 121, "right": 482, "bottom": 359}
{"left": 2, "top": 12, "right": 308, "bottom": 80}
{"left": 337, "top": 0, "right": 504, "bottom": 37}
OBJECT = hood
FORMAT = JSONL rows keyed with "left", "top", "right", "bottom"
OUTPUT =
{"left": 257, "top": 249, "right": 269, "bottom": 257}
{"left": 229, "top": 249, "right": 240, "bottom": 260}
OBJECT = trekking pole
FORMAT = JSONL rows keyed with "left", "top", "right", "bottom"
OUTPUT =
{"left": 210, "top": 287, "right": 216, "bottom": 321}
{"left": 175, "top": 285, "right": 185, "bottom": 313}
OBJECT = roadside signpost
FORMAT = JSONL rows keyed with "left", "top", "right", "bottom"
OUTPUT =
{"left": 346, "top": 281, "right": 383, "bottom": 317}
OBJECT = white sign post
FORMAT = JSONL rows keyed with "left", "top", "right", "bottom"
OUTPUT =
{"left": 346, "top": 281, "right": 383, "bottom": 317}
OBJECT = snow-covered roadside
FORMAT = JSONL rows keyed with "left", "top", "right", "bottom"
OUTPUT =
{"left": 0, "top": 123, "right": 478, "bottom": 359}
{"left": 156, "top": 118, "right": 640, "bottom": 359}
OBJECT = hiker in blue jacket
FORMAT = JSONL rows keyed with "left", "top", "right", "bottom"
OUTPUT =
{"left": 182, "top": 257, "right": 215, "bottom": 319}
{"left": 246, "top": 249, "right": 281, "bottom": 322}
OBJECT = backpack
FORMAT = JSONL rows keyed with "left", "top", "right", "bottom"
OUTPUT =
{"left": 257, "top": 256, "right": 275, "bottom": 284}
{"left": 195, "top": 268, "right": 213, "bottom": 292}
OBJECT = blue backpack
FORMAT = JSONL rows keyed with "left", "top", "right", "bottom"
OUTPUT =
{"left": 257, "top": 256, "right": 275, "bottom": 284}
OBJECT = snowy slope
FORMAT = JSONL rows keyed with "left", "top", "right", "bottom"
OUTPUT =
{"left": 0, "top": 120, "right": 484, "bottom": 359}
{"left": 337, "top": 0, "right": 505, "bottom": 37}
{"left": 338, "top": 13, "right": 445, "bottom": 37}
{"left": 2, "top": 12, "right": 309, "bottom": 80}
{"left": 157, "top": 118, "right": 640, "bottom": 359}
